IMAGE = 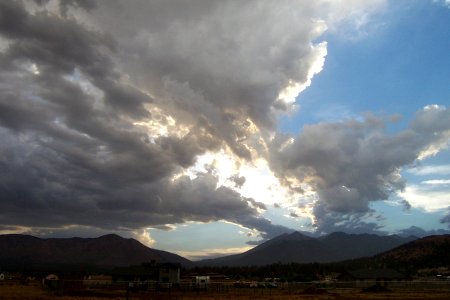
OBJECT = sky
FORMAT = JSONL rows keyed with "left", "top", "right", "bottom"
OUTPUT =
{"left": 0, "top": 0, "right": 449, "bottom": 260}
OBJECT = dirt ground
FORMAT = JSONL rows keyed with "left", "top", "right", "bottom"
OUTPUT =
{"left": 1, "top": 283, "right": 450, "bottom": 300}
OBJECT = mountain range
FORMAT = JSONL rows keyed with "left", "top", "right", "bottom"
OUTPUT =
{"left": 0, "top": 231, "right": 418, "bottom": 270}
{"left": 197, "top": 231, "right": 416, "bottom": 266}
{"left": 0, "top": 233, "right": 191, "bottom": 270}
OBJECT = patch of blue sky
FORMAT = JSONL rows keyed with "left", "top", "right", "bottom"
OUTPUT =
{"left": 262, "top": 205, "right": 313, "bottom": 232}
{"left": 278, "top": 0, "right": 450, "bottom": 134}
{"left": 149, "top": 221, "right": 253, "bottom": 257}
{"left": 372, "top": 200, "right": 448, "bottom": 234}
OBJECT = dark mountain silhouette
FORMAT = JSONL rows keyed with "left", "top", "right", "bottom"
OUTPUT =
{"left": 371, "top": 234, "right": 450, "bottom": 269}
{"left": 200, "top": 231, "right": 336, "bottom": 266}
{"left": 0, "top": 234, "right": 192, "bottom": 269}
{"left": 197, "top": 231, "right": 415, "bottom": 266}
{"left": 319, "top": 231, "right": 416, "bottom": 261}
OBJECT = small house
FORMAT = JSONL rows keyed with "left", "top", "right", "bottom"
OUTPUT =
{"left": 195, "top": 276, "right": 210, "bottom": 289}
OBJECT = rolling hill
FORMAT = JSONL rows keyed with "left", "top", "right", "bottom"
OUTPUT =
{"left": 372, "top": 234, "right": 450, "bottom": 269}
{"left": 0, "top": 234, "right": 192, "bottom": 270}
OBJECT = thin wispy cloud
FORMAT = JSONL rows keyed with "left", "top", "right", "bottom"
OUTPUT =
{"left": 408, "top": 165, "right": 450, "bottom": 176}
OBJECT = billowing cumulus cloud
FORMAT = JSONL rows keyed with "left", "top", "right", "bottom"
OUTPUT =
{"left": 1, "top": 0, "right": 371, "bottom": 243}
{"left": 83, "top": 0, "right": 334, "bottom": 160}
{"left": 269, "top": 106, "right": 450, "bottom": 234}
{"left": 0, "top": 0, "right": 270, "bottom": 238}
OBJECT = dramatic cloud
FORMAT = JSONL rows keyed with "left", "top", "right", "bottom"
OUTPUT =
{"left": 269, "top": 106, "right": 450, "bottom": 234}
{"left": 2, "top": 0, "right": 375, "bottom": 242}
{"left": 82, "top": 0, "right": 334, "bottom": 161}
{"left": 0, "top": 0, "right": 275, "bottom": 239}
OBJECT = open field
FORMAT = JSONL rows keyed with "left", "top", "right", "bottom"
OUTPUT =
{"left": 1, "top": 281, "right": 450, "bottom": 300}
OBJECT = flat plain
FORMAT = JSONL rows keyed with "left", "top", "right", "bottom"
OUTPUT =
{"left": 1, "top": 283, "right": 450, "bottom": 300}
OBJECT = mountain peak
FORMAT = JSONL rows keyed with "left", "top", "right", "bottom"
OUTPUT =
{"left": 286, "top": 231, "right": 313, "bottom": 241}
{"left": 268, "top": 231, "right": 313, "bottom": 243}
{"left": 98, "top": 233, "right": 126, "bottom": 240}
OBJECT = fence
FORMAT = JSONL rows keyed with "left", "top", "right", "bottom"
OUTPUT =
{"left": 2, "top": 278, "right": 450, "bottom": 298}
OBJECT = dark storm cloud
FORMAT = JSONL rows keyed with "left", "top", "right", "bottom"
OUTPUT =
{"left": 441, "top": 208, "right": 450, "bottom": 228}
{"left": 241, "top": 217, "right": 294, "bottom": 245}
{"left": 400, "top": 199, "right": 412, "bottom": 211}
{"left": 0, "top": 0, "right": 286, "bottom": 238}
{"left": 270, "top": 107, "right": 450, "bottom": 234}
{"left": 229, "top": 175, "right": 246, "bottom": 188}
{"left": 311, "top": 201, "right": 384, "bottom": 235}
{"left": 0, "top": 129, "right": 264, "bottom": 231}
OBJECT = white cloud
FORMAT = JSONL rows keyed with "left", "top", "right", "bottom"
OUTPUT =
{"left": 133, "top": 229, "right": 156, "bottom": 248}
{"left": 422, "top": 179, "right": 450, "bottom": 185}
{"left": 408, "top": 164, "right": 450, "bottom": 176}
{"left": 322, "top": 0, "right": 388, "bottom": 39}
{"left": 277, "top": 41, "right": 328, "bottom": 106}
{"left": 400, "top": 185, "right": 450, "bottom": 212}
{"left": 434, "top": 0, "right": 450, "bottom": 8}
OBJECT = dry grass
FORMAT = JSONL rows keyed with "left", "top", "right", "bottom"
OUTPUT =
{"left": 1, "top": 283, "right": 450, "bottom": 300}
{"left": 0, "top": 283, "right": 121, "bottom": 300}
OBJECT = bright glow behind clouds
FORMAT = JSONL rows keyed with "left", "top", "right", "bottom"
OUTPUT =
{"left": 184, "top": 151, "right": 299, "bottom": 208}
